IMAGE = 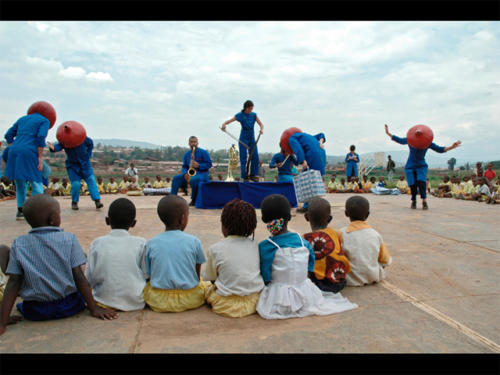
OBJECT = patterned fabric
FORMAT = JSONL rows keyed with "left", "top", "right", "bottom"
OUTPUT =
{"left": 266, "top": 218, "right": 285, "bottom": 235}
{"left": 143, "top": 187, "right": 170, "bottom": 195}
{"left": 6, "top": 227, "right": 87, "bottom": 302}
{"left": 293, "top": 169, "right": 326, "bottom": 203}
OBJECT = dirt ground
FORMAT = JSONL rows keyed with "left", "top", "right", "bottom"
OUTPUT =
{"left": 0, "top": 192, "right": 498, "bottom": 353}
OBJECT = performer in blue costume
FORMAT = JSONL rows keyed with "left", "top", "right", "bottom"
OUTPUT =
{"left": 171, "top": 136, "right": 212, "bottom": 206}
{"left": 4, "top": 112, "right": 51, "bottom": 220}
{"left": 47, "top": 137, "right": 103, "bottom": 211}
{"left": 221, "top": 100, "right": 264, "bottom": 181}
{"left": 287, "top": 131, "right": 327, "bottom": 213}
{"left": 385, "top": 124, "right": 461, "bottom": 210}
{"left": 345, "top": 145, "right": 360, "bottom": 180}
{"left": 269, "top": 149, "right": 298, "bottom": 183}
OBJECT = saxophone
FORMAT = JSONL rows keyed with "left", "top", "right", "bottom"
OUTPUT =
{"left": 186, "top": 146, "right": 197, "bottom": 182}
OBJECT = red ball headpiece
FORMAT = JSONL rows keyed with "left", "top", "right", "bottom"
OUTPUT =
{"left": 280, "top": 127, "right": 302, "bottom": 155}
{"left": 27, "top": 101, "right": 57, "bottom": 129}
{"left": 56, "top": 121, "right": 87, "bottom": 149}
{"left": 406, "top": 124, "right": 434, "bottom": 150}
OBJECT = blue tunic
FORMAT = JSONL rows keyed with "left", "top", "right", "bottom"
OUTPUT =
{"left": 391, "top": 135, "right": 446, "bottom": 185}
{"left": 287, "top": 132, "right": 327, "bottom": 175}
{"left": 234, "top": 111, "right": 260, "bottom": 178}
{"left": 3, "top": 113, "right": 50, "bottom": 182}
{"left": 269, "top": 153, "right": 298, "bottom": 176}
{"left": 181, "top": 147, "right": 212, "bottom": 175}
{"left": 345, "top": 152, "right": 360, "bottom": 178}
{"left": 51, "top": 137, "right": 95, "bottom": 181}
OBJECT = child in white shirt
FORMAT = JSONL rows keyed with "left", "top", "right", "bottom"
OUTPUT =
{"left": 203, "top": 199, "right": 264, "bottom": 317}
{"left": 340, "top": 196, "right": 392, "bottom": 286}
{"left": 85, "top": 198, "right": 147, "bottom": 311}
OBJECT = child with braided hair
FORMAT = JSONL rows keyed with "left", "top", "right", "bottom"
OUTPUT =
{"left": 202, "top": 199, "right": 264, "bottom": 318}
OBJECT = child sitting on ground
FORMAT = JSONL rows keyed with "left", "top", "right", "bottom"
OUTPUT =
{"left": 256, "top": 194, "right": 357, "bottom": 320}
{"left": 340, "top": 196, "right": 392, "bottom": 286}
{"left": 327, "top": 176, "right": 341, "bottom": 193}
{"left": 396, "top": 175, "right": 409, "bottom": 194}
{"left": 339, "top": 178, "right": 351, "bottom": 193}
{"left": 85, "top": 198, "right": 147, "bottom": 311}
{"left": 377, "top": 176, "right": 386, "bottom": 188}
{"left": 472, "top": 177, "right": 493, "bottom": 202}
{"left": 361, "top": 175, "right": 370, "bottom": 192}
{"left": 60, "top": 178, "right": 71, "bottom": 196}
{"left": 202, "top": 199, "right": 264, "bottom": 318}
{"left": 431, "top": 176, "right": 451, "bottom": 197}
{"left": 119, "top": 176, "right": 130, "bottom": 194}
{"left": 107, "top": 177, "right": 119, "bottom": 194}
{"left": 0, "top": 195, "right": 117, "bottom": 335}
{"left": 450, "top": 176, "right": 462, "bottom": 199}
{"left": 142, "top": 176, "right": 153, "bottom": 189}
{"left": 153, "top": 175, "right": 164, "bottom": 189}
{"left": 47, "top": 177, "right": 62, "bottom": 196}
{"left": 96, "top": 177, "right": 106, "bottom": 195}
{"left": 351, "top": 177, "right": 364, "bottom": 193}
{"left": 303, "top": 197, "right": 351, "bottom": 293}
{"left": 0, "top": 177, "right": 15, "bottom": 200}
{"left": 143, "top": 195, "right": 209, "bottom": 312}
{"left": 165, "top": 177, "right": 172, "bottom": 189}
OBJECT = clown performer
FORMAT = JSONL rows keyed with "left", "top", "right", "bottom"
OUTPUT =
{"left": 47, "top": 121, "right": 103, "bottom": 211}
{"left": 385, "top": 124, "right": 461, "bottom": 210}
{"left": 283, "top": 128, "right": 327, "bottom": 213}
{"left": 3, "top": 101, "right": 56, "bottom": 220}
{"left": 221, "top": 100, "right": 264, "bottom": 181}
{"left": 170, "top": 136, "right": 212, "bottom": 206}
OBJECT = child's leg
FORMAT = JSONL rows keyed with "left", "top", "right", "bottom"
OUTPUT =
{"left": 0, "top": 245, "right": 10, "bottom": 274}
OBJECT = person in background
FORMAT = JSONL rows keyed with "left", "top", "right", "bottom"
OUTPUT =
{"left": 386, "top": 155, "right": 396, "bottom": 182}
{"left": 475, "top": 162, "right": 483, "bottom": 178}
{"left": 125, "top": 163, "right": 139, "bottom": 181}
{"left": 484, "top": 163, "right": 496, "bottom": 182}
{"left": 396, "top": 176, "right": 409, "bottom": 194}
{"left": 97, "top": 177, "right": 106, "bottom": 195}
{"left": 107, "top": 177, "right": 119, "bottom": 194}
{"left": 119, "top": 176, "right": 130, "bottom": 193}
{"left": 269, "top": 149, "right": 299, "bottom": 183}
{"left": 345, "top": 145, "right": 360, "bottom": 181}
{"left": 377, "top": 176, "right": 386, "bottom": 188}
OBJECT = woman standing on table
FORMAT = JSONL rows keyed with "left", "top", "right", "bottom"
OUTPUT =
{"left": 221, "top": 100, "right": 264, "bottom": 182}
{"left": 3, "top": 102, "right": 56, "bottom": 220}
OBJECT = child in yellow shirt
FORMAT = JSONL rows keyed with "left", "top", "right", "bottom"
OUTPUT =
{"left": 60, "top": 178, "right": 72, "bottom": 196}
{"left": 327, "top": 176, "right": 341, "bottom": 193}
{"left": 153, "top": 175, "right": 164, "bottom": 189}
{"left": 107, "top": 177, "right": 119, "bottom": 194}
{"left": 119, "top": 176, "right": 130, "bottom": 193}
{"left": 96, "top": 177, "right": 106, "bottom": 195}
{"left": 396, "top": 175, "right": 409, "bottom": 194}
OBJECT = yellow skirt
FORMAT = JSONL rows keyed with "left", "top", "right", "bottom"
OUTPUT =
{"left": 144, "top": 281, "right": 210, "bottom": 313}
{"left": 205, "top": 284, "right": 261, "bottom": 318}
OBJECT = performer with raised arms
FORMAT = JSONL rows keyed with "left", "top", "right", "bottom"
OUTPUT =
{"left": 170, "top": 136, "right": 212, "bottom": 206}
{"left": 221, "top": 100, "right": 264, "bottom": 182}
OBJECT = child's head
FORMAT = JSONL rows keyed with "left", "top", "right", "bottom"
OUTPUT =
{"left": 487, "top": 163, "right": 493, "bottom": 170}
{"left": 472, "top": 177, "right": 479, "bottom": 186}
{"left": 157, "top": 195, "right": 189, "bottom": 230}
{"left": 51, "top": 177, "right": 59, "bottom": 183}
{"left": 144, "top": 176, "right": 149, "bottom": 183}
{"left": 304, "top": 197, "right": 332, "bottom": 230}
{"left": 97, "top": 177, "right": 103, "bottom": 184}
{"left": 220, "top": 198, "right": 257, "bottom": 238}
{"left": 340, "top": 178, "right": 346, "bottom": 184}
{"left": 476, "top": 162, "right": 482, "bottom": 168}
{"left": 130, "top": 177, "right": 137, "bottom": 183}
{"left": 218, "top": 174, "right": 224, "bottom": 181}
{"left": 330, "top": 176, "right": 336, "bottom": 182}
{"left": 399, "top": 175, "right": 405, "bottom": 181}
{"left": 379, "top": 176, "right": 385, "bottom": 182}
{"left": 166, "top": 177, "right": 171, "bottom": 182}
{"left": 443, "top": 176, "right": 450, "bottom": 182}
{"left": 345, "top": 196, "right": 370, "bottom": 222}
{"left": 110, "top": 177, "right": 115, "bottom": 183}
{"left": 106, "top": 198, "right": 137, "bottom": 230}
{"left": 261, "top": 194, "right": 291, "bottom": 236}
{"left": 363, "top": 175, "right": 368, "bottom": 181}
{"left": 62, "top": 177, "right": 68, "bottom": 184}
{"left": 23, "top": 194, "right": 61, "bottom": 228}
{"left": 123, "top": 176, "right": 129, "bottom": 182}
{"left": 156, "top": 175, "right": 161, "bottom": 181}
{"left": 370, "top": 176, "right": 376, "bottom": 183}
{"left": 463, "top": 176, "right": 469, "bottom": 182}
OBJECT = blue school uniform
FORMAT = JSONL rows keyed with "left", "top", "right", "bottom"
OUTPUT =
{"left": 391, "top": 135, "right": 446, "bottom": 185}
{"left": 51, "top": 137, "right": 100, "bottom": 202}
{"left": 287, "top": 132, "right": 327, "bottom": 175}
{"left": 171, "top": 147, "right": 212, "bottom": 203}
{"left": 269, "top": 153, "right": 298, "bottom": 183}
{"left": 259, "top": 232, "right": 315, "bottom": 284}
{"left": 234, "top": 111, "right": 260, "bottom": 179}
{"left": 345, "top": 152, "right": 360, "bottom": 178}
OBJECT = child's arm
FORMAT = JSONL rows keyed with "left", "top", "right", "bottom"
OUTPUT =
{"left": 72, "top": 266, "right": 118, "bottom": 320}
{"left": 202, "top": 248, "right": 217, "bottom": 281}
{"left": 0, "top": 275, "right": 24, "bottom": 336}
{"left": 195, "top": 264, "right": 201, "bottom": 280}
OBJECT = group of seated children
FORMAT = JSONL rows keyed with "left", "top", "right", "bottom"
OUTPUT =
{"left": 327, "top": 174, "right": 411, "bottom": 195}
{"left": 0, "top": 192, "right": 392, "bottom": 333}
{"left": 0, "top": 177, "right": 16, "bottom": 201}
{"left": 431, "top": 173, "right": 500, "bottom": 204}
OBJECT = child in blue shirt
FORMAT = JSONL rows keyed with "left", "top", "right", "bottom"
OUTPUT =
{"left": 256, "top": 194, "right": 357, "bottom": 320}
{"left": 143, "top": 195, "right": 209, "bottom": 312}
{"left": 0, "top": 194, "right": 117, "bottom": 335}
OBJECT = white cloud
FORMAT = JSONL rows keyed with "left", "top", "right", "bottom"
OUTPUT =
{"left": 27, "top": 21, "right": 61, "bottom": 34}
{"left": 85, "top": 72, "right": 113, "bottom": 82}
{"left": 59, "top": 66, "right": 86, "bottom": 79}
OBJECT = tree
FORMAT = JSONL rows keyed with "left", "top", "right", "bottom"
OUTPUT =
{"left": 447, "top": 157, "right": 456, "bottom": 171}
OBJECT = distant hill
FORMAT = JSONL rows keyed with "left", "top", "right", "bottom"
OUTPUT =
{"left": 94, "top": 139, "right": 162, "bottom": 149}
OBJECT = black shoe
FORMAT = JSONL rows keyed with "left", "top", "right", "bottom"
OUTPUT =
{"left": 72, "top": 201, "right": 79, "bottom": 210}
{"left": 189, "top": 200, "right": 195, "bottom": 207}
{"left": 422, "top": 201, "right": 428, "bottom": 210}
{"left": 95, "top": 200, "right": 104, "bottom": 209}
{"left": 250, "top": 176, "right": 260, "bottom": 182}
{"left": 411, "top": 201, "right": 416, "bottom": 209}
{"left": 16, "top": 210, "right": 24, "bottom": 221}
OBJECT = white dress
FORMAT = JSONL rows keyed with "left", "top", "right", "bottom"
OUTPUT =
{"left": 256, "top": 236, "right": 358, "bottom": 320}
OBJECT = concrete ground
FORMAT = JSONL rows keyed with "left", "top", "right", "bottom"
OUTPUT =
{"left": 0, "top": 192, "right": 498, "bottom": 353}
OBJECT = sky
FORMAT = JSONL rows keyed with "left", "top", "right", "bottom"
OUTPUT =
{"left": 0, "top": 21, "right": 499, "bottom": 165}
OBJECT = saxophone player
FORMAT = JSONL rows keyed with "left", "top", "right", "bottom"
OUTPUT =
{"left": 171, "top": 136, "right": 213, "bottom": 206}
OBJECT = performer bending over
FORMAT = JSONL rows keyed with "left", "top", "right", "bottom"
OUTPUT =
{"left": 171, "top": 136, "right": 212, "bottom": 206}
{"left": 269, "top": 148, "right": 298, "bottom": 183}
{"left": 48, "top": 137, "right": 103, "bottom": 211}
{"left": 221, "top": 100, "right": 264, "bottom": 181}
{"left": 385, "top": 124, "right": 461, "bottom": 210}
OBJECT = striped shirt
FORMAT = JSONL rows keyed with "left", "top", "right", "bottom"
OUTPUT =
{"left": 6, "top": 227, "right": 87, "bottom": 302}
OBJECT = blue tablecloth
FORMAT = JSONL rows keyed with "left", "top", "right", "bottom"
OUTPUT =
{"left": 195, "top": 181, "right": 298, "bottom": 209}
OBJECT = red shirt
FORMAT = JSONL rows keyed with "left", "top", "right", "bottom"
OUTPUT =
{"left": 484, "top": 169, "right": 496, "bottom": 181}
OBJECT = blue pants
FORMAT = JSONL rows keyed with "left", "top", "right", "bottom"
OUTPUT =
{"left": 239, "top": 136, "right": 259, "bottom": 179}
{"left": 17, "top": 292, "right": 86, "bottom": 321}
{"left": 70, "top": 175, "right": 100, "bottom": 203}
{"left": 171, "top": 173, "right": 209, "bottom": 203}
{"left": 277, "top": 174, "right": 294, "bottom": 183}
{"left": 409, "top": 170, "right": 427, "bottom": 200}
{"left": 15, "top": 179, "right": 44, "bottom": 208}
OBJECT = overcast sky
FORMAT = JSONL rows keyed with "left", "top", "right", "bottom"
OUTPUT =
{"left": 0, "top": 21, "right": 499, "bottom": 162}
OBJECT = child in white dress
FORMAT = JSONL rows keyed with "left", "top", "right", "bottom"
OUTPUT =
{"left": 256, "top": 194, "right": 358, "bottom": 320}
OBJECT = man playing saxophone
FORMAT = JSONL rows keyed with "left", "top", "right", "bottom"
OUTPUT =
{"left": 171, "top": 136, "right": 213, "bottom": 206}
